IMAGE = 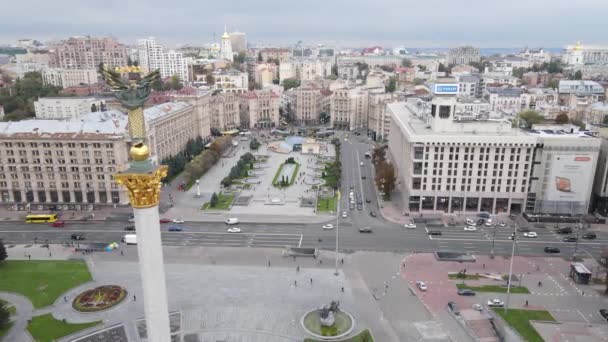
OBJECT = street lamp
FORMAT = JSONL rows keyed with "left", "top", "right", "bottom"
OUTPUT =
{"left": 505, "top": 228, "right": 517, "bottom": 314}
{"left": 490, "top": 223, "right": 497, "bottom": 258}
{"left": 195, "top": 180, "right": 200, "bottom": 198}
{"left": 334, "top": 190, "right": 341, "bottom": 276}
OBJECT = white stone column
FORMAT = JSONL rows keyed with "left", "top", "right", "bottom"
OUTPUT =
{"left": 134, "top": 205, "right": 171, "bottom": 342}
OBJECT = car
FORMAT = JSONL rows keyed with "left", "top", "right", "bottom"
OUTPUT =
{"left": 360, "top": 162, "right": 364, "bottom": 167}
{"left": 416, "top": 281, "right": 428, "bottom": 291}
{"left": 465, "top": 219, "right": 476, "bottom": 226}
{"left": 544, "top": 246, "right": 560, "bottom": 253}
{"left": 322, "top": 224, "right": 335, "bottom": 230}
{"left": 51, "top": 221, "right": 65, "bottom": 227}
{"left": 361, "top": 175, "right": 366, "bottom": 179}
{"left": 168, "top": 226, "right": 183, "bottom": 232}
{"left": 562, "top": 236, "right": 577, "bottom": 242}
{"left": 171, "top": 219, "right": 185, "bottom": 224}
{"left": 349, "top": 203, "right": 355, "bottom": 210}
{"left": 478, "top": 212, "right": 490, "bottom": 219}
{"left": 599, "top": 309, "right": 608, "bottom": 321}
{"left": 518, "top": 227, "right": 531, "bottom": 232}
{"left": 477, "top": 219, "right": 485, "bottom": 226}
{"left": 124, "top": 226, "right": 135, "bottom": 231}
{"left": 428, "top": 230, "right": 442, "bottom": 236}
{"left": 556, "top": 227, "right": 573, "bottom": 234}
{"left": 404, "top": 223, "right": 416, "bottom": 229}
{"left": 472, "top": 304, "right": 483, "bottom": 311}
{"left": 128, "top": 215, "right": 135, "bottom": 222}
{"left": 369, "top": 211, "right": 377, "bottom": 217}
{"left": 485, "top": 221, "right": 493, "bottom": 227}
{"left": 358, "top": 227, "right": 373, "bottom": 233}
{"left": 499, "top": 222, "right": 506, "bottom": 227}
{"left": 342, "top": 211, "right": 347, "bottom": 218}
{"left": 70, "top": 234, "right": 85, "bottom": 241}
{"left": 458, "top": 289, "right": 476, "bottom": 296}
{"left": 582, "top": 232, "right": 597, "bottom": 239}
{"left": 447, "top": 301, "right": 460, "bottom": 315}
{"left": 486, "top": 219, "right": 493, "bottom": 224}
{"left": 225, "top": 218, "right": 239, "bottom": 225}
{"left": 227, "top": 227, "right": 241, "bottom": 233}
{"left": 464, "top": 226, "right": 477, "bottom": 231}
{"left": 523, "top": 232, "right": 538, "bottom": 238}
{"left": 159, "top": 218, "right": 171, "bottom": 223}
{"left": 357, "top": 204, "right": 363, "bottom": 210}
{"left": 487, "top": 299, "right": 504, "bottom": 307}
{"left": 365, "top": 198, "right": 371, "bottom": 203}
{"left": 509, "top": 214, "right": 517, "bottom": 220}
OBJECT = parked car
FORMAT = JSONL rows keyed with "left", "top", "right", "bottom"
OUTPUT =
{"left": 509, "top": 214, "right": 517, "bottom": 220}
{"left": 358, "top": 227, "right": 373, "bottom": 233}
{"left": 465, "top": 218, "right": 475, "bottom": 225}
{"left": 342, "top": 211, "right": 347, "bottom": 218}
{"left": 477, "top": 219, "right": 485, "bottom": 226}
{"left": 582, "top": 232, "right": 597, "bottom": 240}
{"left": 159, "top": 218, "right": 171, "bottom": 223}
{"left": 458, "top": 289, "right": 476, "bottom": 296}
{"left": 404, "top": 223, "right": 416, "bottom": 229}
{"left": 428, "top": 231, "right": 442, "bottom": 236}
{"left": 349, "top": 203, "right": 355, "bottom": 210}
{"left": 487, "top": 299, "right": 504, "bottom": 307}
{"left": 369, "top": 211, "right": 377, "bottom": 217}
{"left": 51, "top": 221, "right": 65, "bottom": 227}
{"left": 523, "top": 232, "right": 538, "bottom": 238}
{"left": 464, "top": 226, "right": 477, "bottom": 231}
{"left": 447, "top": 301, "right": 460, "bottom": 315}
{"left": 599, "top": 309, "right": 608, "bottom": 321}
{"left": 70, "top": 234, "right": 85, "bottom": 241}
{"left": 322, "top": 224, "right": 335, "bottom": 230}
{"left": 357, "top": 204, "right": 363, "bottom": 210}
{"left": 556, "top": 227, "right": 573, "bottom": 234}
{"left": 168, "top": 226, "right": 183, "bottom": 232}
{"left": 171, "top": 219, "right": 185, "bottom": 224}
{"left": 124, "top": 226, "right": 135, "bottom": 231}
{"left": 478, "top": 212, "right": 490, "bottom": 219}
{"left": 227, "top": 227, "right": 241, "bottom": 233}
{"left": 360, "top": 162, "right": 364, "bottom": 167}
{"left": 416, "top": 281, "right": 428, "bottom": 291}
{"left": 499, "top": 222, "right": 506, "bottom": 227}
{"left": 365, "top": 198, "right": 371, "bottom": 203}
{"left": 544, "top": 246, "right": 560, "bottom": 253}
{"left": 562, "top": 236, "right": 577, "bottom": 242}
{"left": 225, "top": 218, "right": 239, "bottom": 225}
{"left": 485, "top": 221, "right": 493, "bottom": 227}
{"left": 472, "top": 304, "right": 483, "bottom": 311}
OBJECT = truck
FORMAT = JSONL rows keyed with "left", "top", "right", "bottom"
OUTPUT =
{"left": 122, "top": 234, "right": 137, "bottom": 245}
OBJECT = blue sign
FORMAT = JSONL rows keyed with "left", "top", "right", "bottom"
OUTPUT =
{"left": 433, "top": 84, "right": 459, "bottom": 94}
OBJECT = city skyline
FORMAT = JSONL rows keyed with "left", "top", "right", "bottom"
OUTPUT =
{"left": 1, "top": 0, "right": 607, "bottom": 48}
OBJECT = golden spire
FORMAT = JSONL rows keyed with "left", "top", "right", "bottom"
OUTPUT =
{"left": 222, "top": 24, "right": 230, "bottom": 39}
{"left": 574, "top": 41, "right": 582, "bottom": 51}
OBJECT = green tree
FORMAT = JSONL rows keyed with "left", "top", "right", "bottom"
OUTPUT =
{"left": 438, "top": 63, "right": 448, "bottom": 73}
{"left": 127, "top": 57, "right": 133, "bottom": 66}
{"left": 574, "top": 70, "right": 583, "bottom": 80}
{"left": 249, "top": 137, "right": 260, "bottom": 150}
{"left": 234, "top": 51, "right": 246, "bottom": 64}
{"left": 0, "top": 239, "right": 7, "bottom": 262}
{"left": 257, "top": 52, "right": 263, "bottom": 62}
{"left": 281, "top": 78, "right": 300, "bottom": 91}
{"left": 546, "top": 60, "right": 564, "bottom": 74}
{"left": 401, "top": 58, "right": 412, "bottom": 67}
{"left": 210, "top": 192, "right": 218, "bottom": 207}
{"left": 555, "top": 113, "right": 569, "bottom": 124}
{"left": 546, "top": 79, "right": 559, "bottom": 89}
{"left": 331, "top": 64, "right": 338, "bottom": 77}
{"left": 385, "top": 76, "right": 396, "bottom": 93}
{"left": 206, "top": 73, "right": 215, "bottom": 85}
{"left": 0, "top": 302, "right": 10, "bottom": 331}
{"left": 417, "top": 65, "right": 427, "bottom": 71}
{"left": 517, "top": 110, "right": 545, "bottom": 128}
{"left": 512, "top": 67, "right": 526, "bottom": 79}
{"left": 413, "top": 78, "right": 424, "bottom": 86}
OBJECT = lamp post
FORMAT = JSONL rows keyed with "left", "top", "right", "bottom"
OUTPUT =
{"left": 195, "top": 180, "right": 200, "bottom": 198}
{"left": 490, "top": 224, "right": 497, "bottom": 258}
{"left": 505, "top": 229, "right": 517, "bottom": 315}
{"left": 334, "top": 190, "right": 341, "bottom": 276}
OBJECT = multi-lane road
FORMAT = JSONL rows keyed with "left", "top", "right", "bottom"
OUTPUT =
{"left": 0, "top": 131, "right": 606, "bottom": 260}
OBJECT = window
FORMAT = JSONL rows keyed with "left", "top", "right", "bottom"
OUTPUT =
{"left": 439, "top": 105, "right": 451, "bottom": 118}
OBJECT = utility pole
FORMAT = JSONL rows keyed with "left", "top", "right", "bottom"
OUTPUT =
{"left": 505, "top": 229, "right": 517, "bottom": 315}
{"left": 334, "top": 190, "right": 341, "bottom": 276}
{"left": 490, "top": 226, "right": 497, "bottom": 258}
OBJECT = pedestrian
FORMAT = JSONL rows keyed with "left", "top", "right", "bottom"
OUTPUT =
{"left": 319, "top": 259, "right": 323, "bottom": 264}
{"left": 120, "top": 250, "right": 124, "bottom": 256}
{"left": 267, "top": 260, "right": 271, "bottom": 267}
{"left": 294, "top": 280, "right": 297, "bottom": 287}
{"left": 582, "top": 291, "right": 585, "bottom": 296}
{"left": 293, "top": 255, "right": 296, "bottom": 261}
{"left": 28, "top": 254, "right": 31, "bottom": 260}
{"left": 310, "top": 278, "right": 313, "bottom": 284}
{"left": 341, "top": 258, "right": 344, "bottom": 264}
{"left": 49, "top": 252, "right": 52, "bottom": 257}
{"left": 64, "top": 296, "right": 68, "bottom": 302}
{"left": 133, "top": 295, "right": 137, "bottom": 301}
{"left": 341, "top": 287, "right": 344, "bottom": 292}
{"left": 296, "top": 265, "right": 300, "bottom": 272}
{"left": 482, "top": 263, "right": 485, "bottom": 269}
{"left": 525, "top": 300, "right": 528, "bottom": 307}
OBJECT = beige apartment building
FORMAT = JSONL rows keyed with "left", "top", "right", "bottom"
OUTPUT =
{"left": 49, "top": 36, "right": 128, "bottom": 69}
{"left": 42, "top": 68, "right": 98, "bottom": 88}
{"left": 294, "top": 82, "right": 330, "bottom": 126}
{"left": 331, "top": 85, "right": 384, "bottom": 130}
{"left": 239, "top": 90, "right": 280, "bottom": 129}
{"left": 173, "top": 90, "right": 242, "bottom": 134}
{"left": 145, "top": 102, "right": 197, "bottom": 163}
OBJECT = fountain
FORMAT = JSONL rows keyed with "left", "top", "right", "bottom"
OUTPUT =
{"left": 301, "top": 300, "right": 355, "bottom": 339}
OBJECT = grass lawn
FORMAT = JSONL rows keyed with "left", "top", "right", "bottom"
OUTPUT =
{"left": 456, "top": 283, "right": 530, "bottom": 294}
{"left": 202, "top": 193, "right": 235, "bottom": 210}
{"left": 317, "top": 196, "right": 337, "bottom": 212}
{"left": 448, "top": 273, "right": 481, "bottom": 280}
{"left": 493, "top": 308, "right": 555, "bottom": 342}
{"left": 0, "top": 260, "right": 92, "bottom": 309}
{"left": 27, "top": 313, "right": 101, "bottom": 342}
{"left": 272, "top": 162, "right": 300, "bottom": 188}
{"left": 304, "top": 329, "right": 374, "bottom": 342}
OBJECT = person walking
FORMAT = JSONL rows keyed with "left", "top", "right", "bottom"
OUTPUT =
{"left": 133, "top": 295, "right": 137, "bottom": 301}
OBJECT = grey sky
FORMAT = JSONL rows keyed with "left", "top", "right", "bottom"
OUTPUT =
{"left": 1, "top": 0, "right": 606, "bottom": 48}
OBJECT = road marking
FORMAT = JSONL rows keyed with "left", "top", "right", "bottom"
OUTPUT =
{"left": 577, "top": 309, "right": 590, "bottom": 323}
{"left": 298, "top": 234, "right": 303, "bottom": 247}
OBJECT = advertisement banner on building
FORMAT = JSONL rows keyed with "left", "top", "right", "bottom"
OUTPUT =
{"left": 545, "top": 154, "right": 594, "bottom": 202}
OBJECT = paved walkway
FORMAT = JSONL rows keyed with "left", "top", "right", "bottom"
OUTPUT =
{"left": 0, "top": 292, "right": 34, "bottom": 342}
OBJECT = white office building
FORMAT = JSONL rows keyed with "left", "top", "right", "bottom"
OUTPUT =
{"left": 137, "top": 37, "right": 189, "bottom": 82}
{"left": 34, "top": 97, "right": 106, "bottom": 120}
{"left": 41, "top": 68, "right": 98, "bottom": 88}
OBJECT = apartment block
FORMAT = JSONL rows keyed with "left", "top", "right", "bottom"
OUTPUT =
{"left": 34, "top": 97, "right": 106, "bottom": 120}
{"left": 49, "top": 36, "right": 128, "bottom": 69}
{"left": 239, "top": 90, "right": 280, "bottom": 129}
{"left": 42, "top": 68, "right": 98, "bottom": 88}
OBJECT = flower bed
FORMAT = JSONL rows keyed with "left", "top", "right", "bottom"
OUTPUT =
{"left": 72, "top": 285, "right": 127, "bottom": 312}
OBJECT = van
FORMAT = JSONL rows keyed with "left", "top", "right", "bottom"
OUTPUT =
{"left": 123, "top": 234, "right": 137, "bottom": 245}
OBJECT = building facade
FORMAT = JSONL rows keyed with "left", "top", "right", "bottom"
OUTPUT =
{"left": 209, "top": 92, "right": 240, "bottom": 131}
{"left": 447, "top": 46, "right": 481, "bottom": 65}
{"left": 137, "top": 38, "right": 189, "bottom": 81}
{"left": 49, "top": 36, "right": 128, "bottom": 69}
{"left": 212, "top": 70, "right": 248, "bottom": 94}
{"left": 15, "top": 52, "right": 50, "bottom": 77}
{"left": 239, "top": 90, "right": 280, "bottom": 129}
{"left": 145, "top": 102, "right": 197, "bottom": 163}
{"left": 294, "top": 82, "right": 327, "bottom": 126}
{"left": 562, "top": 42, "right": 608, "bottom": 65}
{"left": 41, "top": 68, "right": 98, "bottom": 88}
{"left": 34, "top": 97, "right": 106, "bottom": 120}
{"left": 229, "top": 32, "right": 247, "bottom": 53}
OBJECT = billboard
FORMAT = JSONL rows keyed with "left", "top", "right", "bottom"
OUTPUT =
{"left": 433, "top": 84, "right": 459, "bottom": 95}
{"left": 544, "top": 154, "right": 594, "bottom": 202}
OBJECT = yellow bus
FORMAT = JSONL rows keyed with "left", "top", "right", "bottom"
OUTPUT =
{"left": 25, "top": 214, "right": 58, "bottom": 223}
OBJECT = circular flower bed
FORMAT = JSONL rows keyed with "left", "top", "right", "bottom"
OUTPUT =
{"left": 72, "top": 285, "right": 127, "bottom": 312}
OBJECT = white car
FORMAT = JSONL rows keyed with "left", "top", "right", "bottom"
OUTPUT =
{"left": 360, "top": 162, "right": 364, "bottom": 167}
{"left": 499, "top": 222, "right": 506, "bottom": 227}
{"left": 464, "top": 226, "right": 477, "bottom": 231}
{"left": 487, "top": 299, "right": 504, "bottom": 307}
{"left": 404, "top": 223, "right": 416, "bottom": 229}
{"left": 485, "top": 221, "right": 493, "bottom": 227}
{"left": 225, "top": 218, "right": 239, "bottom": 225}
{"left": 342, "top": 212, "right": 347, "bottom": 218}
{"left": 171, "top": 219, "right": 185, "bottom": 224}
{"left": 472, "top": 304, "right": 483, "bottom": 311}
{"left": 486, "top": 219, "right": 493, "bottom": 224}
{"left": 227, "top": 227, "right": 241, "bottom": 233}
{"left": 523, "top": 232, "right": 538, "bottom": 238}
{"left": 322, "top": 224, "right": 335, "bottom": 230}
{"left": 465, "top": 219, "right": 476, "bottom": 226}
{"left": 416, "top": 281, "right": 428, "bottom": 291}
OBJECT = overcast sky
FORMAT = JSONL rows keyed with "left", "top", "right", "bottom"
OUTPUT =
{"left": 1, "top": 0, "right": 606, "bottom": 48}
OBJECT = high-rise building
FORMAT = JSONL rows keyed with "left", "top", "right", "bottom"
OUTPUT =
{"left": 229, "top": 31, "right": 247, "bottom": 53}
{"left": 137, "top": 38, "right": 189, "bottom": 82}
{"left": 220, "top": 27, "right": 234, "bottom": 62}
{"left": 49, "top": 36, "right": 128, "bottom": 69}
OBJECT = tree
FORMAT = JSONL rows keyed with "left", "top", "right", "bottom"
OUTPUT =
{"left": 401, "top": 58, "right": 412, "bottom": 67}
{"left": 375, "top": 161, "right": 396, "bottom": 200}
{"left": 234, "top": 51, "right": 246, "bottom": 65}
{"left": 385, "top": 76, "right": 396, "bottom": 93}
{"left": 372, "top": 146, "right": 386, "bottom": 166}
{"left": 331, "top": 64, "right": 338, "bottom": 77}
{"left": 281, "top": 78, "right": 300, "bottom": 91}
{"left": 574, "top": 70, "right": 583, "bottom": 80}
{"left": 0, "top": 239, "right": 7, "bottom": 262}
{"left": 168, "top": 74, "right": 183, "bottom": 90}
{"left": 546, "top": 79, "right": 559, "bottom": 89}
{"left": 210, "top": 192, "right": 218, "bottom": 207}
{"left": 319, "top": 112, "right": 330, "bottom": 124}
{"left": 546, "top": 60, "right": 564, "bottom": 74}
{"left": 438, "top": 63, "right": 448, "bottom": 73}
{"left": 379, "top": 65, "right": 395, "bottom": 72}
{"left": 257, "top": 52, "right": 263, "bottom": 62}
{"left": 555, "top": 113, "right": 569, "bottom": 124}
{"left": 127, "top": 57, "right": 133, "bottom": 66}
{"left": 417, "top": 65, "right": 427, "bottom": 71}
{"left": 0, "top": 302, "right": 10, "bottom": 331}
{"left": 91, "top": 103, "right": 98, "bottom": 112}
{"left": 517, "top": 110, "right": 545, "bottom": 128}
{"left": 413, "top": 78, "right": 424, "bottom": 86}
{"left": 249, "top": 137, "right": 260, "bottom": 150}
{"left": 512, "top": 67, "right": 526, "bottom": 79}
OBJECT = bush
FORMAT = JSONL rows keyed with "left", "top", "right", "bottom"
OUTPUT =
{"left": 286, "top": 157, "right": 296, "bottom": 164}
{"left": 210, "top": 192, "right": 218, "bottom": 207}
{"left": 249, "top": 138, "right": 261, "bottom": 150}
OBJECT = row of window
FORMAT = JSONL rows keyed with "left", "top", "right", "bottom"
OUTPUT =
{"left": 3, "top": 142, "right": 114, "bottom": 149}
{"left": 0, "top": 181, "right": 118, "bottom": 190}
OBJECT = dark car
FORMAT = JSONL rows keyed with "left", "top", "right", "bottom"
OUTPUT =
{"left": 168, "top": 226, "right": 183, "bottom": 232}
{"left": 365, "top": 198, "right": 371, "bottom": 203}
{"left": 517, "top": 227, "right": 531, "bottom": 233}
{"left": 447, "top": 301, "right": 460, "bottom": 315}
{"left": 124, "top": 226, "right": 135, "bottom": 231}
{"left": 457, "top": 289, "right": 476, "bottom": 296}
{"left": 477, "top": 219, "right": 485, "bottom": 226}
{"left": 582, "top": 232, "right": 597, "bottom": 239}
{"left": 428, "top": 230, "right": 442, "bottom": 236}
{"left": 349, "top": 203, "right": 355, "bottom": 210}
{"left": 361, "top": 175, "right": 366, "bottom": 179}
{"left": 70, "top": 234, "right": 85, "bottom": 241}
{"left": 562, "top": 236, "right": 577, "bottom": 242}
{"left": 478, "top": 212, "right": 490, "bottom": 219}
{"left": 544, "top": 246, "right": 560, "bottom": 253}
{"left": 370, "top": 211, "right": 377, "bottom": 217}
{"left": 556, "top": 227, "right": 573, "bottom": 234}
{"left": 358, "top": 228, "right": 373, "bottom": 233}
{"left": 600, "top": 309, "right": 608, "bottom": 321}
{"left": 51, "top": 221, "right": 65, "bottom": 227}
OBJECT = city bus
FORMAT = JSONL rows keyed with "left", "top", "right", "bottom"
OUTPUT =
{"left": 25, "top": 214, "right": 58, "bottom": 223}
